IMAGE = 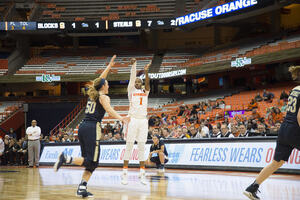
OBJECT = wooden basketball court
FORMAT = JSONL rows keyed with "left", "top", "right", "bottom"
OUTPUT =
{"left": 1, "top": 166, "right": 300, "bottom": 200}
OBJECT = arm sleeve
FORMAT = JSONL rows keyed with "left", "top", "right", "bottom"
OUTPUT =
{"left": 32, "top": 127, "right": 41, "bottom": 138}
{"left": 26, "top": 127, "right": 30, "bottom": 135}
{"left": 127, "top": 62, "right": 136, "bottom": 93}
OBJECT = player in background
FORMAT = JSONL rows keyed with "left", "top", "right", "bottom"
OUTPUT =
{"left": 244, "top": 66, "right": 300, "bottom": 200}
{"left": 54, "top": 55, "right": 128, "bottom": 198}
{"left": 121, "top": 58, "right": 151, "bottom": 185}
{"left": 146, "top": 134, "right": 169, "bottom": 173}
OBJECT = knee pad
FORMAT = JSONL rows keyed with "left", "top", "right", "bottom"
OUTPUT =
{"left": 124, "top": 142, "right": 134, "bottom": 161}
{"left": 83, "top": 159, "right": 98, "bottom": 173}
{"left": 138, "top": 142, "right": 146, "bottom": 161}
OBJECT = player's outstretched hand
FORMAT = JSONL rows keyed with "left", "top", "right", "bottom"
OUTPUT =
{"left": 109, "top": 55, "right": 116, "bottom": 67}
{"left": 144, "top": 62, "right": 151, "bottom": 71}
{"left": 130, "top": 58, "right": 136, "bottom": 65}
{"left": 121, "top": 116, "right": 130, "bottom": 124}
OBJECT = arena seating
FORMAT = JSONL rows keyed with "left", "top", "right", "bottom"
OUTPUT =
{"left": 0, "top": 53, "right": 10, "bottom": 76}
{"left": 0, "top": 102, "right": 22, "bottom": 122}
{"left": 36, "top": 0, "right": 176, "bottom": 21}
{"left": 185, "top": 0, "right": 200, "bottom": 14}
{"left": 16, "top": 50, "right": 153, "bottom": 75}
{"left": 159, "top": 52, "right": 196, "bottom": 72}
{"left": 16, "top": 34, "right": 300, "bottom": 76}
{"left": 0, "top": 0, "right": 10, "bottom": 21}
{"left": 158, "top": 84, "right": 294, "bottom": 124}
{"left": 0, "top": 59, "right": 9, "bottom": 76}
{"left": 171, "top": 34, "right": 300, "bottom": 69}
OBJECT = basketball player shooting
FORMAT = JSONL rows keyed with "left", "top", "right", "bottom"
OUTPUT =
{"left": 121, "top": 58, "right": 151, "bottom": 185}
{"left": 244, "top": 66, "right": 300, "bottom": 200}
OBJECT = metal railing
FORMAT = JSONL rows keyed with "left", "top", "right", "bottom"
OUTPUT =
{"left": 49, "top": 98, "right": 87, "bottom": 136}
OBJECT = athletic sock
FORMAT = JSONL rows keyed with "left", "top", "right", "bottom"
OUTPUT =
{"left": 253, "top": 180, "right": 260, "bottom": 186}
{"left": 140, "top": 166, "right": 145, "bottom": 173}
{"left": 80, "top": 180, "right": 87, "bottom": 186}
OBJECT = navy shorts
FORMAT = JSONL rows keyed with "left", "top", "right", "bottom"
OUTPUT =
{"left": 274, "top": 123, "right": 300, "bottom": 162}
{"left": 78, "top": 121, "right": 102, "bottom": 163}
{"left": 150, "top": 156, "right": 169, "bottom": 166}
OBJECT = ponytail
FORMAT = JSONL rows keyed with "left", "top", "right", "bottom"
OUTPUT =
{"left": 85, "top": 77, "right": 105, "bottom": 101}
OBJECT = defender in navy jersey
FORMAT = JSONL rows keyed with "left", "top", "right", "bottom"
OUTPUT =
{"left": 146, "top": 135, "right": 168, "bottom": 173}
{"left": 54, "top": 55, "right": 128, "bottom": 198}
{"left": 244, "top": 67, "right": 300, "bottom": 200}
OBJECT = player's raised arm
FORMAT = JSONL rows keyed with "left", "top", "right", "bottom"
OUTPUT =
{"left": 144, "top": 62, "right": 151, "bottom": 92}
{"left": 99, "top": 55, "right": 116, "bottom": 79}
{"left": 128, "top": 58, "right": 136, "bottom": 92}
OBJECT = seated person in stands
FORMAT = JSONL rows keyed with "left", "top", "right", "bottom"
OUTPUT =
{"left": 104, "top": 123, "right": 113, "bottom": 134}
{"left": 219, "top": 124, "right": 234, "bottom": 138}
{"left": 263, "top": 90, "right": 274, "bottom": 102}
{"left": 170, "top": 116, "right": 178, "bottom": 126}
{"left": 267, "top": 114, "right": 275, "bottom": 126}
{"left": 151, "top": 128, "right": 159, "bottom": 138}
{"left": 210, "top": 125, "right": 221, "bottom": 138}
{"left": 189, "top": 126, "right": 201, "bottom": 138}
{"left": 146, "top": 135, "right": 168, "bottom": 172}
{"left": 177, "top": 105, "right": 185, "bottom": 116}
{"left": 49, "top": 135, "right": 58, "bottom": 143}
{"left": 249, "top": 124, "right": 266, "bottom": 137}
{"left": 8, "top": 128, "right": 17, "bottom": 139}
{"left": 15, "top": 139, "right": 25, "bottom": 165}
{"left": 69, "top": 134, "right": 78, "bottom": 142}
{"left": 7, "top": 138, "right": 20, "bottom": 165}
{"left": 248, "top": 119, "right": 258, "bottom": 132}
{"left": 275, "top": 122, "right": 281, "bottom": 131}
{"left": 254, "top": 93, "right": 263, "bottom": 102}
{"left": 112, "top": 132, "right": 122, "bottom": 141}
{"left": 231, "top": 125, "right": 240, "bottom": 137}
{"left": 280, "top": 90, "right": 289, "bottom": 101}
{"left": 180, "top": 127, "right": 191, "bottom": 139}
{"left": 107, "top": 132, "right": 114, "bottom": 141}
{"left": 17, "top": 137, "right": 28, "bottom": 165}
{"left": 248, "top": 99, "right": 258, "bottom": 110}
{"left": 266, "top": 125, "right": 279, "bottom": 136}
{"left": 238, "top": 124, "right": 249, "bottom": 137}
{"left": 272, "top": 107, "right": 283, "bottom": 122}
{"left": 161, "top": 128, "right": 171, "bottom": 139}
{"left": 61, "top": 134, "right": 71, "bottom": 143}
{"left": 200, "top": 122, "right": 210, "bottom": 137}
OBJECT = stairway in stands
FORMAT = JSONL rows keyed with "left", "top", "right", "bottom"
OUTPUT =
{"left": 149, "top": 53, "right": 164, "bottom": 73}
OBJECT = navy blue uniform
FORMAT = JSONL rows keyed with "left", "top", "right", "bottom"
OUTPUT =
{"left": 78, "top": 97, "right": 106, "bottom": 165}
{"left": 274, "top": 86, "right": 300, "bottom": 162}
{"left": 150, "top": 140, "right": 168, "bottom": 166}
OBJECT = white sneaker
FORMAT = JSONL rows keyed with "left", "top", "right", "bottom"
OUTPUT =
{"left": 121, "top": 172, "right": 128, "bottom": 185}
{"left": 138, "top": 171, "right": 144, "bottom": 178}
{"left": 140, "top": 172, "right": 147, "bottom": 185}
